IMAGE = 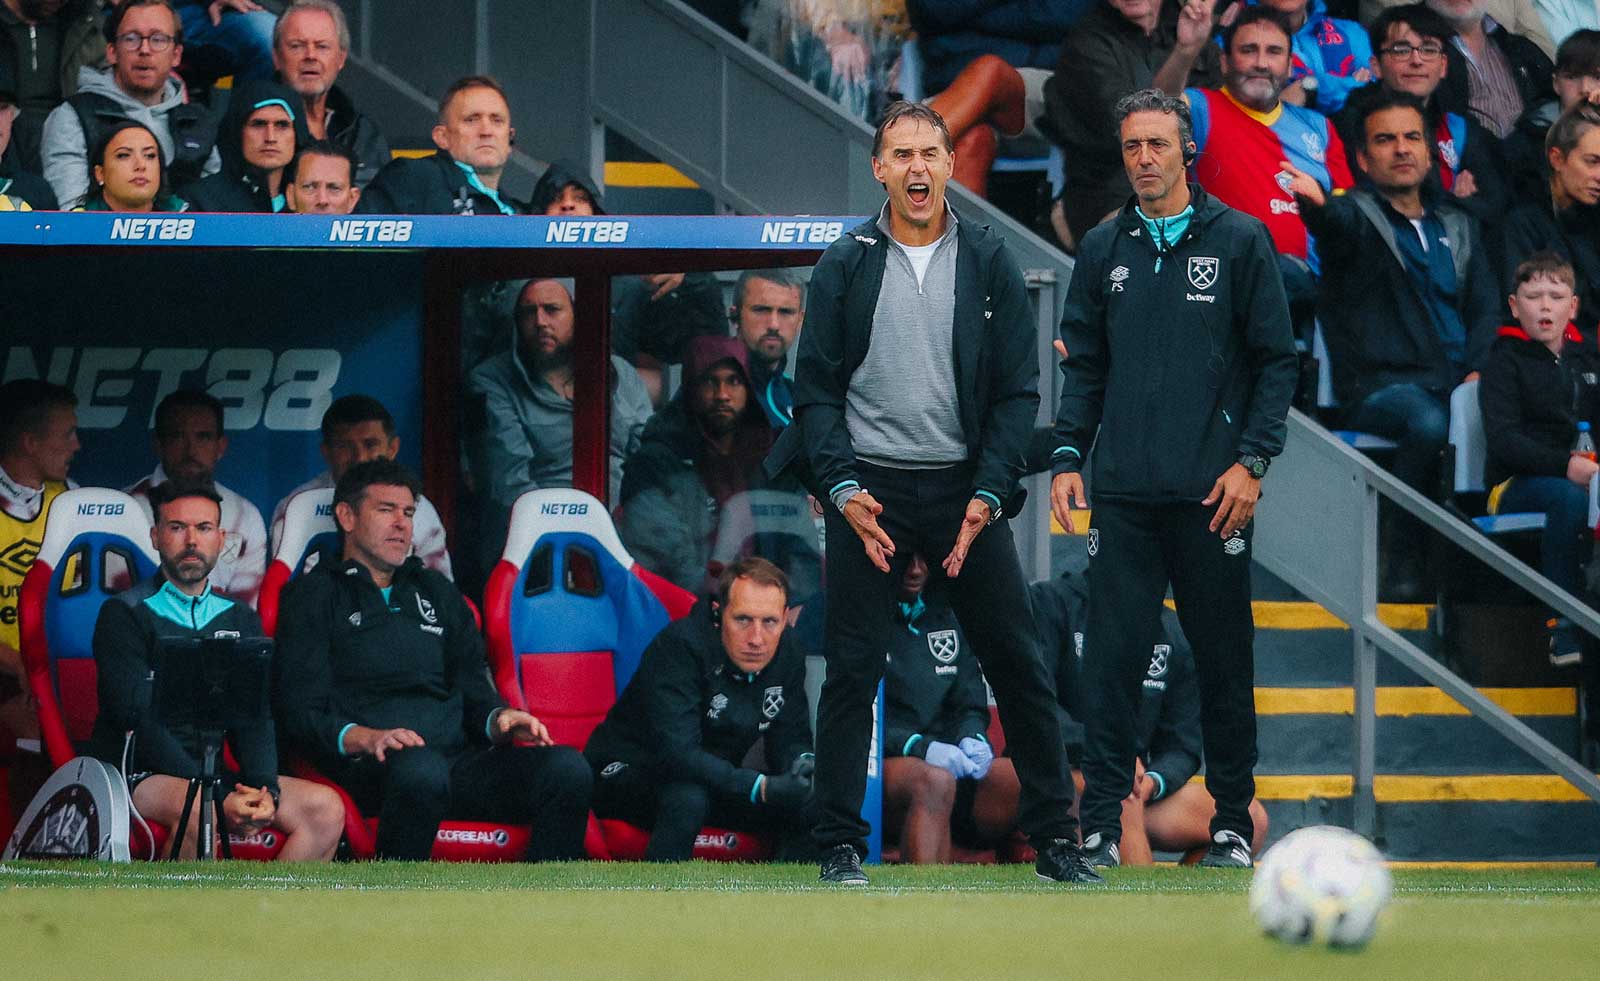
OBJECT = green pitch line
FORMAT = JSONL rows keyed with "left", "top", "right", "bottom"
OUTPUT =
{"left": 4, "top": 863, "right": 1599, "bottom": 980}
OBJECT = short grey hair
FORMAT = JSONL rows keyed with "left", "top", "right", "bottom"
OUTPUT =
{"left": 274, "top": 0, "right": 351, "bottom": 53}
{"left": 1113, "top": 88, "right": 1195, "bottom": 152}
{"left": 733, "top": 268, "right": 807, "bottom": 312}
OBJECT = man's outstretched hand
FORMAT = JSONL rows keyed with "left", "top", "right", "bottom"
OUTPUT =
{"left": 843, "top": 492, "right": 896, "bottom": 573}
{"left": 942, "top": 499, "right": 991, "bottom": 578}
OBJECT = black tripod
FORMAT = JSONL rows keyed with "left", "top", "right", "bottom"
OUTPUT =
{"left": 167, "top": 732, "right": 233, "bottom": 861}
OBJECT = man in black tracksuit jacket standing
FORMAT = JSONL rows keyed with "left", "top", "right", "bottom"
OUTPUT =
{"left": 585, "top": 558, "right": 815, "bottom": 861}
{"left": 274, "top": 459, "right": 592, "bottom": 861}
{"left": 767, "top": 101, "right": 1093, "bottom": 884}
{"left": 1050, "top": 89, "right": 1296, "bottom": 868}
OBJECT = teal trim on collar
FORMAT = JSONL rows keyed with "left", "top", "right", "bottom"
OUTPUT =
{"left": 897, "top": 595, "right": 926, "bottom": 635}
{"left": 1135, "top": 204, "right": 1194, "bottom": 255}
{"left": 453, "top": 160, "right": 516, "bottom": 216}
{"left": 271, "top": 193, "right": 286, "bottom": 213}
{"left": 379, "top": 585, "right": 394, "bottom": 607}
{"left": 142, "top": 579, "right": 233, "bottom": 631}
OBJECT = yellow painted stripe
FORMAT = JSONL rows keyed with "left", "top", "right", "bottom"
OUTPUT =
{"left": 1156, "top": 599, "right": 1430, "bottom": 631}
{"left": 1230, "top": 774, "right": 1600, "bottom": 803}
{"left": 1049, "top": 510, "right": 1090, "bottom": 534}
{"left": 604, "top": 161, "right": 699, "bottom": 188}
{"left": 390, "top": 148, "right": 434, "bottom": 159}
{"left": 1254, "top": 686, "right": 1576, "bottom": 717}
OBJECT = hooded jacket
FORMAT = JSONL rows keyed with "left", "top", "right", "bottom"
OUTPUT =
{"left": 466, "top": 303, "right": 654, "bottom": 513}
{"left": 768, "top": 206, "right": 1041, "bottom": 513}
{"left": 357, "top": 148, "right": 526, "bottom": 215}
{"left": 1051, "top": 185, "right": 1298, "bottom": 503}
{"left": 40, "top": 64, "right": 221, "bottom": 208}
{"left": 180, "top": 79, "right": 311, "bottom": 213}
{"left": 1302, "top": 185, "right": 1498, "bottom": 406}
{"left": 1481, "top": 323, "right": 1600, "bottom": 488}
{"left": 583, "top": 598, "right": 812, "bottom": 801}
{"left": 1501, "top": 197, "right": 1600, "bottom": 337}
{"left": 533, "top": 159, "right": 729, "bottom": 364}
{"left": 0, "top": 0, "right": 103, "bottom": 172}
{"left": 616, "top": 336, "right": 777, "bottom": 594}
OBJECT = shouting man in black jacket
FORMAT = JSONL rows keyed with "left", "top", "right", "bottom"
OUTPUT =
{"left": 586, "top": 557, "right": 815, "bottom": 861}
{"left": 768, "top": 100, "right": 1093, "bottom": 885}
{"left": 274, "top": 459, "right": 591, "bottom": 861}
{"left": 1051, "top": 88, "right": 1296, "bottom": 870}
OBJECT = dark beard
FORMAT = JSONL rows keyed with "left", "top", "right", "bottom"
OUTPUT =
{"left": 526, "top": 339, "right": 573, "bottom": 374}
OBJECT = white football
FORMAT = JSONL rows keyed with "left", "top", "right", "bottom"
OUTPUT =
{"left": 1248, "top": 825, "right": 1393, "bottom": 949}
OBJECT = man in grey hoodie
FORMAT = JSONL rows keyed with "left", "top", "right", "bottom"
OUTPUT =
{"left": 467, "top": 277, "right": 655, "bottom": 563}
{"left": 39, "top": 0, "right": 219, "bottom": 207}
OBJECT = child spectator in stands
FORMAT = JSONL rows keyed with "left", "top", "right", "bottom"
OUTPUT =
{"left": 882, "top": 554, "right": 1021, "bottom": 863}
{"left": 180, "top": 78, "right": 308, "bottom": 212}
{"left": 1481, "top": 251, "right": 1598, "bottom": 667}
{"left": 72, "top": 117, "right": 188, "bottom": 211}
{"left": 1258, "top": 0, "right": 1374, "bottom": 115}
{"left": 1503, "top": 29, "right": 1600, "bottom": 205}
{"left": 1501, "top": 101, "right": 1600, "bottom": 335}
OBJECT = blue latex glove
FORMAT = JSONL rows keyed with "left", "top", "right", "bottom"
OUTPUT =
{"left": 959, "top": 736, "right": 994, "bottom": 780}
{"left": 924, "top": 740, "right": 978, "bottom": 779}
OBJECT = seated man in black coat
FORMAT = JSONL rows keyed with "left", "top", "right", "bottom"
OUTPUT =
{"left": 358, "top": 75, "right": 525, "bottom": 215}
{"left": 274, "top": 459, "right": 591, "bottom": 861}
{"left": 585, "top": 557, "right": 816, "bottom": 861}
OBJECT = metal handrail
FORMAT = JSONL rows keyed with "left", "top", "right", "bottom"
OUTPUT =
{"left": 1255, "top": 409, "right": 1600, "bottom": 836}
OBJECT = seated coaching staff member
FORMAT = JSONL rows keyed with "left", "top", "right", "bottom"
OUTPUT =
{"left": 273, "top": 459, "right": 591, "bottom": 861}
{"left": 586, "top": 557, "right": 816, "bottom": 861}
{"left": 1050, "top": 88, "right": 1296, "bottom": 869}
{"left": 92, "top": 477, "right": 343, "bottom": 860}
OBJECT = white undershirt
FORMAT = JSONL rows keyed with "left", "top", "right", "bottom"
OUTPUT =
{"left": 896, "top": 238, "right": 940, "bottom": 289}
{"left": 1409, "top": 218, "right": 1430, "bottom": 253}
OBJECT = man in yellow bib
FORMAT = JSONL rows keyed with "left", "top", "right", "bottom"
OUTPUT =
{"left": 0, "top": 380, "right": 81, "bottom": 745}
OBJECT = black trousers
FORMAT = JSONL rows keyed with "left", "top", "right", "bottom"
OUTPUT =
{"left": 814, "top": 462, "right": 1075, "bottom": 856}
{"left": 590, "top": 760, "right": 816, "bottom": 862}
{"left": 1080, "top": 501, "right": 1258, "bottom": 842}
{"left": 331, "top": 743, "right": 593, "bottom": 861}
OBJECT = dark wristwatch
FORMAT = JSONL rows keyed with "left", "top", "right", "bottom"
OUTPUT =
{"left": 1239, "top": 454, "right": 1269, "bottom": 479}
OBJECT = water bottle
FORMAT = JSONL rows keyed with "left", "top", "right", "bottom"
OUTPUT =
{"left": 1574, "top": 421, "right": 1596, "bottom": 463}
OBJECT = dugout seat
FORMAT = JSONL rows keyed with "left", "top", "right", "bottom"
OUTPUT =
{"left": 484, "top": 488, "right": 772, "bottom": 861}
{"left": 18, "top": 488, "right": 286, "bottom": 860}
{"left": 1447, "top": 380, "right": 1599, "bottom": 535}
{"left": 260, "top": 486, "right": 515, "bottom": 861}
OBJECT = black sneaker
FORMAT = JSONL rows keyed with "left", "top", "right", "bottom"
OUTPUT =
{"left": 1035, "top": 838, "right": 1106, "bottom": 883}
{"left": 1081, "top": 831, "right": 1121, "bottom": 868}
{"left": 1197, "top": 829, "right": 1253, "bottom": 868}
{"left": 819, "top": 844, "right": 868, "bottom": 885}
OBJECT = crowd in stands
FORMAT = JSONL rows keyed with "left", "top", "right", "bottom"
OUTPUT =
{"left": 5, "top": 0, "right": 1600, "bottom": 862}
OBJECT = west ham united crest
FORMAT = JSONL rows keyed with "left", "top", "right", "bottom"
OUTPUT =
{"left": 762, "top": 686, "right": 785, "bottom": 719}
{"left": 1187, "top": 256, "right": 1219, "bottom": 291}
{"left": 1087, "top": 528, "right": 1100, "bottom": 557}
{"left": 927, "top": 629, "right": 959, "bottom": 664}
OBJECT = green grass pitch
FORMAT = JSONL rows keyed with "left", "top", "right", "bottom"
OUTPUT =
{"left": 4, "top": 861, "right": 1599, "bottom": 980}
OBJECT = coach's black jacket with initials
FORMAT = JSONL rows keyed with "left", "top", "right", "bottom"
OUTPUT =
{"left": 584, "top": 599, "right": 812, "bottom": 801}
{"left": 1051, "top": 186, "right": 1298, "bottom": 502}
{"left": 766, "top": 208, "right": 1039, "bottom": 512}
{"left": 883, "top": 599, "right": 991, "bottom": 760}
{"left": 273, "top": 557, "right": 504, "bottom": 769}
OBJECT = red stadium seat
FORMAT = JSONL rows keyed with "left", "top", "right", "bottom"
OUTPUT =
{"left": 18, "top": 488, "right": 286, "bottom": 860}
{"left": 484, "top": 488, "right": 771, "bottom": 862}
{"left": 261, "top": 486, "right": 528, "bottom": 861}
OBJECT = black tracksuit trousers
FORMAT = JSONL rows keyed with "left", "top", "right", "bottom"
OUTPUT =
{"left": 1079, "top": 500, "right": 1258, "bottom": 843}
{"left": 813, "top": 462, "right": 1076, "bottom": 857}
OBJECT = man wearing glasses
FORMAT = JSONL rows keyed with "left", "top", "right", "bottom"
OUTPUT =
{"left": 1335, "top": 3, "right": 1508, "bottom": 226}
{"left": 40, "top": 0, "right": 220, "bottom": 207}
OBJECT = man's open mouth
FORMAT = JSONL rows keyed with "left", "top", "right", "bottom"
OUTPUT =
{"left": 907, "top": 182, "right": 930, "bottom": 206}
